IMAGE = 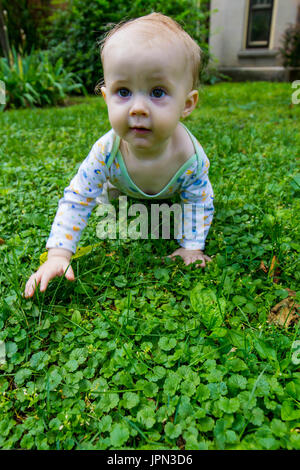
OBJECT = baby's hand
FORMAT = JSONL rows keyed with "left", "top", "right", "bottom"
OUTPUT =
{"left": 24, "top": 248, "right": 74, "bottom": 298}
{"left": 166, "top": 247, "right": 212, "bottom": 268}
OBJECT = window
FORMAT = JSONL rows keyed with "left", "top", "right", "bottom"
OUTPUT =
{"left": 246, "top": 0, "right": 274, "bottom": 48}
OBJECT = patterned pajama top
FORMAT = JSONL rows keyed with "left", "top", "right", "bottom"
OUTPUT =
{"left": 46, "top": 123, "right": 214, "bottom": 253}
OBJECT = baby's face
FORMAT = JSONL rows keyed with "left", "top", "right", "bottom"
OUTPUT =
{"left": 101, "top": 26, "right": 197, "bottom": 153}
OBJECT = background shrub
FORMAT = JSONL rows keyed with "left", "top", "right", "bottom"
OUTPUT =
{"left": 46, "top": 0, "right": 212, "bottom": 93}
{"left": 0, "top": 0, "right": 217, "bottom": 107}
{"left": 0, "top": 0, "right": 54, "bottom": 56}
{"left": 0, "top": 47, "right": 85, "bottom": 110}
{"left": 279, "top": 23, "right": 300, "bottom": 68}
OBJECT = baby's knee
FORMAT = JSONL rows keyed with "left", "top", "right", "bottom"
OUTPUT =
{"left": 96, "top": 180, "right": 123, "bottom": 203}
{"left": 108, "top": 187, "right": 122, "bottom": 201}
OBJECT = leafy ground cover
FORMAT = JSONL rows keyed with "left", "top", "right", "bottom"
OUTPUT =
{"left": 0, "top": 82, "right": 299, "bottom": 450}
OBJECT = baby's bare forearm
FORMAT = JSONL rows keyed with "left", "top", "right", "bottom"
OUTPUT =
{"left": 47, "top": 248, "right": 73, "bottom": 260}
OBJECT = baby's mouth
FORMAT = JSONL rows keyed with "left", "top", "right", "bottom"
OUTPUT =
{"left": 130, "top": 127, "right": 151, "bottom": 133}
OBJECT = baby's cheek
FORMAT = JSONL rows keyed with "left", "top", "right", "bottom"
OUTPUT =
{"left": 155, "top": 110, "right": 180, "bottom": 133}
{"left": 109, "top": 111, "right": 125, "bottom": 133}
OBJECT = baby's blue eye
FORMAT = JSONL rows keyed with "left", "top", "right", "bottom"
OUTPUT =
{"left": 151, "top": 88, "right": 166, "bottom": 98}
{"left": 117, "top": 88, "right": 131, "bottom": 98}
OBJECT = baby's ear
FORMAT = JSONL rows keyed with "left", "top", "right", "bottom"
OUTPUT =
{"left": 101, "top": 86, "right": 107, "bottom": 101}
{"left": 181, "top": 90, "right": 198, "bottom": 119}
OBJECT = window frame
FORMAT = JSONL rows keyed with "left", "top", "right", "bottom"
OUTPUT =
{"left": 246, "top": 0, "right": 274, "bottom": 48}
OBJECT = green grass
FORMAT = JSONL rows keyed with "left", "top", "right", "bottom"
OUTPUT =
{"left": 0, "top": 82, "right": 299, "bottom": 450}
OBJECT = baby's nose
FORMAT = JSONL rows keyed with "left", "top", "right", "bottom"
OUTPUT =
{"left": 129, "top": 96, "right": 149, "bottom": 116}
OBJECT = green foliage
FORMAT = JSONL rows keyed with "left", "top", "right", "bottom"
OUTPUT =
{"left": 279, "top": 23, "right": 300, "bottom": 68}
{"left": 0, "top": 82, "right": 299, "bottom": 449}
{"left": 0, "top": 0, "right": 53, "bottom": 56}
{"left": 190, "top": 283, "right": 226, "bottom": 330}
{"left": 0, "top": 47, "right": 85, "bottom": 110}
{"left": 46, "top": 0, "right": 212, "bottom": 93}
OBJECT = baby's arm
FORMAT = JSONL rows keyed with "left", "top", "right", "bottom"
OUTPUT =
{"left": 168, "top": 149, "right": 214, "bottom": 268}
{"left": 167, "top": 247, "right": 212, "bottom": 268}
{"left": 24, "top": 135, "right": 111, "bottom": 297}
{"left": 24, "top": 248, "right": 74, "bottom": 298}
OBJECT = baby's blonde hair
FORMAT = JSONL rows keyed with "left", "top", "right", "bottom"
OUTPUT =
{"left": 98, "top": 12, "right": 203, "bottom": 91}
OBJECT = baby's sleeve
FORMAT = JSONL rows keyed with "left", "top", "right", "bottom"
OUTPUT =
{"left": 177, "top": 149, "right": 214, "bottom": 251}
{"left": 46, "top": 135, "right": 112, "bottom": 254}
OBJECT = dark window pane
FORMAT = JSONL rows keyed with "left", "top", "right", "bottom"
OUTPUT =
{"left": 249, "top": 10, "right": 272, "bottom": 42}
{"left": 251, "top": 0, "right": 272, "bottom": 6}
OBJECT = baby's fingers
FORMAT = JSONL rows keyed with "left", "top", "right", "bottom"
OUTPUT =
{"left": 63, "top": 264, "right": 75, "bottom": 282}
{"left": 195, "top": 255, "right": 212, "bottom": 269}
{"left": 39, "top": 270, "right": 53, "bottom": 293}
{"left": 195, "top": 258, "right": 206, "bottom": 268}
{"left": 39, "top": 263, "right": 68, "bottom": 292}
{"left": 40, "top": 262, "right": 75, "bottom": 291}
{"left": 24, "top": 271, "right": 43, "bottom": 298}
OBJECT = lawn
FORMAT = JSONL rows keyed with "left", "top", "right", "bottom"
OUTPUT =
{"left": 0, "top": 82, "right": 299, "bottom": 450}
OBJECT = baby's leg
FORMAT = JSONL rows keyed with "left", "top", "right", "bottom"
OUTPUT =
{"left": 96, "top": 180, "right": 123, "bottom": 204}
{"left": 107, "top": 180, "right": 122, "bottom": 201}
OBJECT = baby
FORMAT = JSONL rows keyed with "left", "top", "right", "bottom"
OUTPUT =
{"left": 24, "top": 12, "right": 214, "bottom": 298}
